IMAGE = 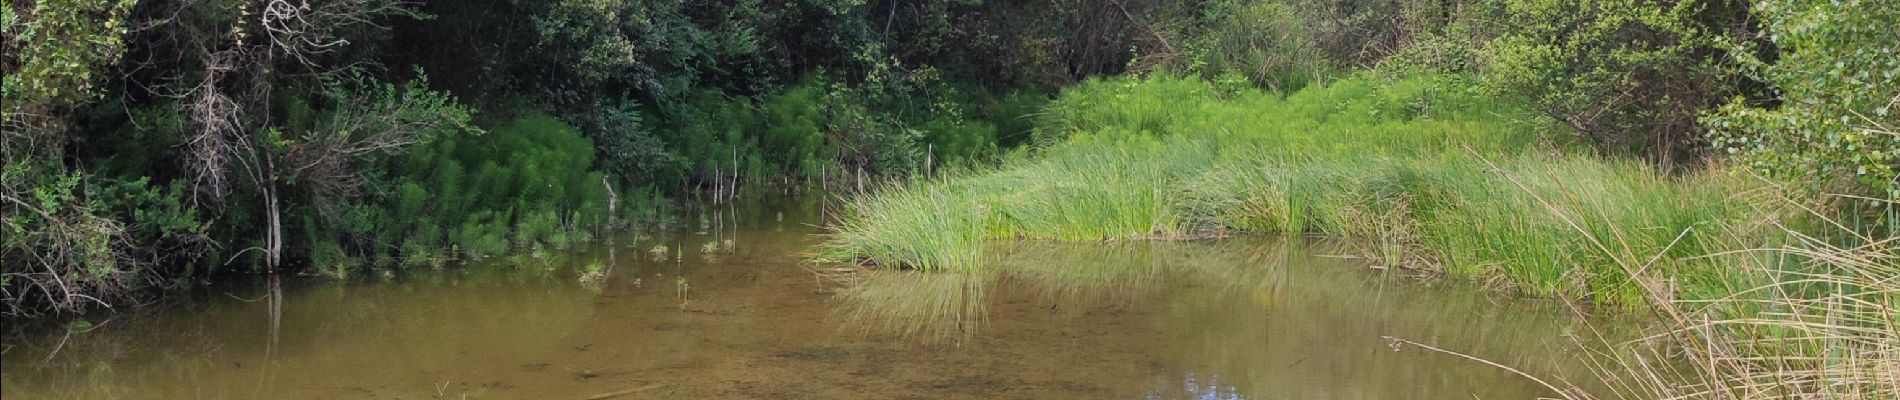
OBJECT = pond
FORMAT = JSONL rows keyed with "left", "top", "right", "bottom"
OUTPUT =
{"left": 1, "top": 196, "right": 1599, "bottom": 399}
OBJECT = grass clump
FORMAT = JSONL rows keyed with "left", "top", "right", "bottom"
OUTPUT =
{"left": 820, "top": 70, "right": 1898, "bottom": 398}
{"left": 818, "top": 132, "right": 1219, "bottom": 271}
{"left": 1407, "top": 204, "right": 1897, "bottom": 400}
{"left": 1417, "top": 156, "right": 1774, "bottom": 305}
{"left": 818, "top": 183, "right": 988, "bottom": 272}
{"left": 819, "top": 72, "right": 1785, "bottom": 308}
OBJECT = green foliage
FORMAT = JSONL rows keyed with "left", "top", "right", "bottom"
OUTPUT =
{"left": 1293, "top": 0, "right": 1464, "bottom": 66}
{"left": 2, "top": 162, "right": 207, "bottom": 316}
{"left": 760, "top": 82, "right": 827, "bottom": 176}
{"left": 590, "top": 98, "right": 680, "bottom": 183}
{"left": 820, "top": 82, "right": 925, "bottom": 177}
{"left": 530, "top": 0, "right": 646, "bottom": 87}
{"left": 985, "top": 90, "right": 1048, "bottom": 149}
{"left": 1, "top": 0, "right": 137, "bottom": 136}
{"left": 20, "top": 0, "right": 1890, "bottom": 323}
{"left": 523, "top": 0, "right": 779, "bottom": 103}
{"left": 656, "top": 89, "right": 758, "bottom": 184}
{"left": 253, "top": 72, "right": 480, "bottom": 272}
{"left": 372, "top": 112, "right": 610, "bottom": 261}
{"left": 1709, "top": 0, "right": 1900, "bottom": 199}
{"left": 2, "top": 164, "right": 123, "bottom": 281}
{"left": 1172, "top": 0, "right": 1332, "bottom": 92}
{"left": 821, "top": 74, "right": 1781, "bottom": 307}
{"left": 315, "top": 71, "right": 478, "bottom": 143}
{"left": 1034, "top": 73, "right": 1539, "bottom": 153}
{"left": 633, "top": 75, "right": 1021, "bottom": 185}
{"left": 1476, "top": 0, "right": 1766, "bottom": 166}
{"left": 87, "top": 177, "right": 210, "bottom": 267}
{"left": 823, "top": 73, "right": 1545, "bottom": 267}
{"left": 916, "top": 105, "right": 996, "bottom": 169}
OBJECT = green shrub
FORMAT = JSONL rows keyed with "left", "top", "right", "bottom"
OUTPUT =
{"left": 1709, "top": 0, "right": 1900, "bottom": 202}
{"left": 1, "top": 163, "right": 207, "bottom": 315}
{"left": 985, "top": 90, "right": 1049, "bottom": 149}
{"left": 760, "top": 81, "right": 828, "bottom": 177}
{"left": 1475, "top": 0, "right": 1768, "bottom": 167}
{"left": 917, "top": 101, "right": 998, "bottom": 169}
{"left": 1, "top": 0, "right": 137, "bottom": 143}
{"left": 373, "top": 112, "right": 612, "bottom": 261}
{"left": 1175, "top": 0, "right": 1333, "bottom": 92}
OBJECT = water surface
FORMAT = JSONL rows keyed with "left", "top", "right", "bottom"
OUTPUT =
{"left": 2, "top": 197, "right": 1593, "bottom": 399}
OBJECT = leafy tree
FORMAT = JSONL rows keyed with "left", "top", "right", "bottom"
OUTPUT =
{"left": 1709, "top": 0, "right": 1899, "bottom": 199}
{"left": 1, "top": 0, "right": 138, "bottom": 154}
{"left": 1477, "top": 0, "right": 1769, "bottom": 168}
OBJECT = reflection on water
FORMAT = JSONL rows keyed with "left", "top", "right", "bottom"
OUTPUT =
{"left": 840, "top": 240, "right": 1590, "bottom": 399}
{"left": 3, "top": 196, "right": 1596, "bottom": 399}
{"left": 0, "top": 261, "right": 600, "bottom": 399}
{"left": 835, "top": 269, "right": 995, "bottom": 341}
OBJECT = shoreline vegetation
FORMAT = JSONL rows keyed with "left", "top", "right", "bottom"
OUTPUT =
{"left": 4, "top": 0, "right": 1895, "bottom": 398}
{"left": 818, "top": 73, "right": 1777, "bottom": 308}
{"left": 815, "top": 73, "right": 1896, "bottom": 398}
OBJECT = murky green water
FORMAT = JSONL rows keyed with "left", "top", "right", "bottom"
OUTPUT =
{"left": 3, "top": 197, "right": 1598, "bottom": 399}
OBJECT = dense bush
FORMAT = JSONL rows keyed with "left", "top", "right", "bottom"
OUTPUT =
{"left": 1, "top": 0, "right": 137, "bottom": 152}
{"left": 1474, "top": 0, "right": 1769, "bottom": 168}
{"left": 1, "top": 163, "right": 207, "bottom": 316}
{"left": 1172, "top": 0, "right": 1332, "bottom": 92}
{"left": 1709, "top": 0, "right": 1899, "bottom": 201}
{"left": 363, "top": 112, "right": 613, "bottom": 264}
{"left": 636, "top": 75, "right": 1030, "bottom": 186}
{"left": 1033, "top": 73, "right": 1535, "bottom": 153}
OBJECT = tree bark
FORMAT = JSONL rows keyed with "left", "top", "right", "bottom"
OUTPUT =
{"left": 264, "top": 181, "right": 282, "bottom": 273}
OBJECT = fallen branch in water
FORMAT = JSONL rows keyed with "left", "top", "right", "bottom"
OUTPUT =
{"left": 584, "top": 384, "right": 667, "bottom": 400}
{"left": 1382, "top": 336, "right": 1576, "bottom": 398}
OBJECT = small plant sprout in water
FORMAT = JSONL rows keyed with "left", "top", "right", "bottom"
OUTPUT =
{"left": 648, "top": 244, "right": 669, "bottom": 262}
{"left": 674, "top": 276, "right": 691, "bottom": 310}
{"left": 578, "top": 260, "right": 607, "bottom": 288}
{"left": 700, "top": 239, "right": 737, "bottom": 255}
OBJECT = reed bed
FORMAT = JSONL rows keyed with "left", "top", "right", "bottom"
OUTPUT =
{"left": 1452, "top": 199, "right": 1898, "bottom": 400}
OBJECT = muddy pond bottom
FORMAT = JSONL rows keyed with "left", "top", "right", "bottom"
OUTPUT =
{"left": 2, "top": 198, "right": 1590, "bottom": 399}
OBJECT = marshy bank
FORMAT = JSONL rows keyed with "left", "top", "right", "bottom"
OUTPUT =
{"left": 817, "top": 73, "right": 1783, "bottom": 307}
{"left": 7, "top": 0, "right": 1894, "bottom": 398}
{"left": 0, "top": 197, "right": 1610, "bottom": 399}
{"left": 816, "top": 74, "right": 1899, "bottom": 398}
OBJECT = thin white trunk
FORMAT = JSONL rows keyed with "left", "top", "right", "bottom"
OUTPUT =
{"left": 264, "top": 184, "right": 282, "bottom": 273}
{"left": 602, "top": 175, "right": 617, "bottom": 229}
